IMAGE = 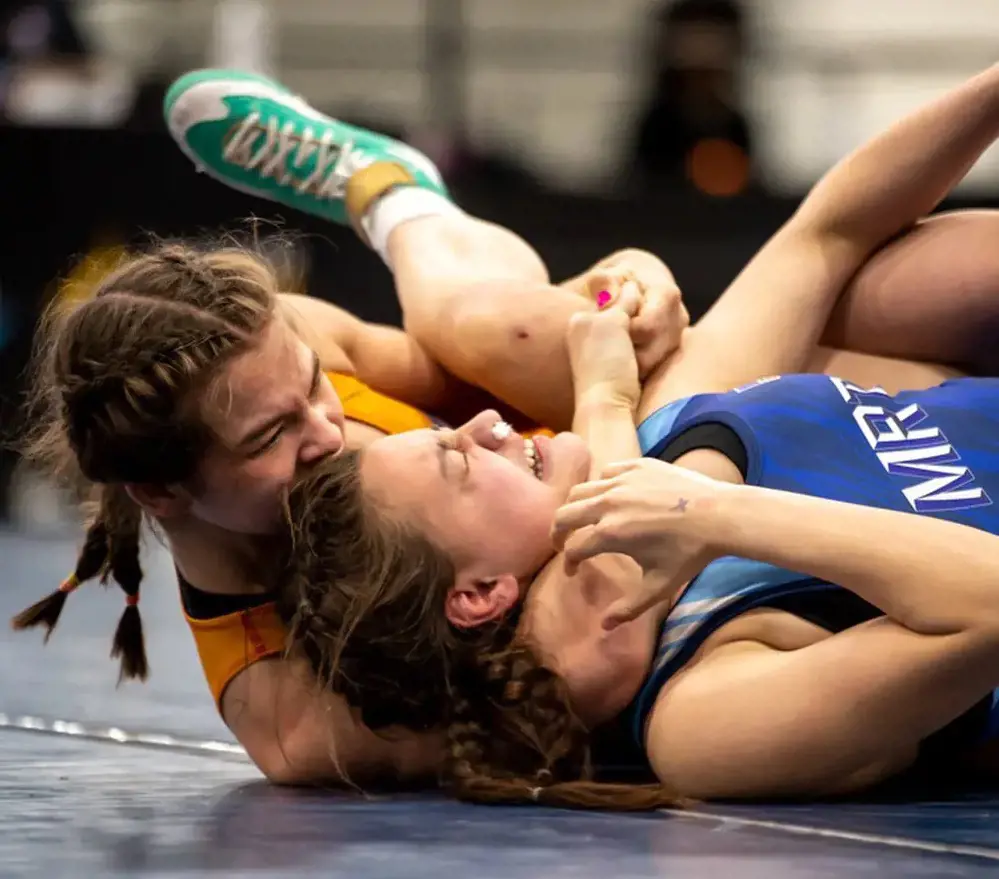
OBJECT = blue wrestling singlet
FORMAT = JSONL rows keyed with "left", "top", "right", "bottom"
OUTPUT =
{"left": 627, "top": 373, "right": 999, "bottom": 751}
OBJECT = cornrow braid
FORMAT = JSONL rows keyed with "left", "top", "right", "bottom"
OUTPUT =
{"left": 155, "top": 246, "right": 218, "bottom": 291}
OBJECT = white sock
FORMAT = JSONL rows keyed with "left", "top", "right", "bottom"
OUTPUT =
{"left": 360, "top": 187, "right": 464, "bottom": 268}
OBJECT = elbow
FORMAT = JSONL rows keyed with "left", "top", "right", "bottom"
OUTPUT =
{"left": 250, "top": 746, "right": 317, "bottom": 787}
{"left": 261, "top": 763, "right": 316, "bottom": 788}
{"left": 242, "top": 735, "right": 335, "bottom": 788}
{"left": 259, "top": 763, "right": 303, "bottom": 787}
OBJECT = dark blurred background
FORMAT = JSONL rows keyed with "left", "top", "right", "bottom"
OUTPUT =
{"left": 3, "top": 0, "right": 999, "bottom": 525}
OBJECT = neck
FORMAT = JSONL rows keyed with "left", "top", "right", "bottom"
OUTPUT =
{"left": 161, "top": 516, "right": 283, "bottom": 596}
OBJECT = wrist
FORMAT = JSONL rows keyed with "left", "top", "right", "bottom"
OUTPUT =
{"left": 574, "top": 387, "right": 639, "bottom": 417}
{"left": 707, "top": 482, "right": 805, "bottom": 564}
{"left": 693, "top": 478, "right": 748, "bottom": 556}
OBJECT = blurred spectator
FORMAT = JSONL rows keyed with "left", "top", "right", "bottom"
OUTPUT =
{"left": 627, "top": 0, "right": 753, "bottom": 198}
{"left": 1, "top": 0, "right": 89, "bottom": 114}
{"left": 0, "top": 0, "right": 88, "bottom": 67}
{"left": 0, "top": 0, "right": 136, "bottom": 126}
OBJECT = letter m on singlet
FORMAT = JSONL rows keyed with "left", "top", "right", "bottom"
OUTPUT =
{"left": 833, "top": 377, "right": 994, "bottom": 516}
{"left": 878, "top": 443, "right": 992, "bottom": 513}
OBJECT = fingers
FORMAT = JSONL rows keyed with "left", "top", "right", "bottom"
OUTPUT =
{"left": 552, "top": 461, "right": 656, "bottom": 555}
{"left": 605, "top": 564, "right": 695, "bottom": 630}
{"left": 550, "top": 490, "right": 609, "bottom": 550}
{"left": 563, "top": 475, "right": 622, "bottom": 504}
{"left": 596, "top": 459, "right": 645, "bottom": 480}
{"left": 559, "top": 524, "right": 630, "bottom": 575}
{"left": 590, "top": 271, "right": 642, "bottom": 318}
{"left": 632, "top": 283, "right": 682, "bottom": 325}
{"left": 551, "top": 465, "right": 643, "bottom": 544}
{"left": 603, "top": 592, "right": 664, "bottom": 631}
{"left": 629, "top": 284, "right": 688, "bottom": 359}
{"left": 613, "top": 281, "right": 643, "bottom": 318}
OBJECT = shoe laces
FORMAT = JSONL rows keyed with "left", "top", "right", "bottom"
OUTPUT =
{"left": 223, "top": 111, "right": 373, "bottom": 199}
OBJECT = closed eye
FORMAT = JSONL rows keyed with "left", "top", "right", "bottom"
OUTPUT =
{"left": 308, "top": 351, "right": 322, "bottom": 398}
{"left": 255, "top": 430, "right": 283, "bottom": 454}
{"left": 435, "top": 431, "right": 470, "bottom": 476}
{"left": 245, "top": 352, "right": 322, "bottom": 457}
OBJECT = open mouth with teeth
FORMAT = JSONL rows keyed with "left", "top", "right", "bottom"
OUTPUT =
{"left": 493, "top": 420, "right": 544, "bottom": 481}
{"left": 524, "top": 437, "right": 543, "bottom": 480}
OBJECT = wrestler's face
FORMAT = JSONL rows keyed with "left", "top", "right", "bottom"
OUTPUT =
{"left": 360, "top": 410, "right": 592, "bottom": 616}
{"left": 190, "top": 319, "right": 346, "bottom": 534}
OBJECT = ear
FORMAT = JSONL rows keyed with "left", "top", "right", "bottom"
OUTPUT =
{"left": 124, "top": 483, "right": 192, "bottom": 520}
{"left": 445, "top": 572, "right": 520, "bottom": 629}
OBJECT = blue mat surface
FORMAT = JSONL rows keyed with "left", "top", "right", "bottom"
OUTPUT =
{"left": 4, "top": 529, "right": 999, "bottom": 878}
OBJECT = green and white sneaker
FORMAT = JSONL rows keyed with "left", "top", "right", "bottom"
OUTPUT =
{"left": 164, "top": 69, "right": 449, "bottom": 226}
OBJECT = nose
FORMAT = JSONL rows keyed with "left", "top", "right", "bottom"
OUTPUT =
{"left": 300, "top": 404, "right": 346, "bottom": 462}
{"left": 456, "top": 409, "right": 525, "bottom": 455}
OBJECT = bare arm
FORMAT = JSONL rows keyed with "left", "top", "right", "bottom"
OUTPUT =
{"left": 278, "top": 293, "right": 455, "bottom": 410}
{"left": 525, "top": 314, "right": 664, "bottom": 716}
{"left": 572, "top": 398, "right": 641, "bottom": 478}
{"left": 222, "top": 656, "right": 441, "bottom": 786}
{"left": 565, "top": 308, "right": 644, "bottom": 477}
{"left": 645, "top": 481, "right": 999, "bottom": 799}
{"left": 639, "top": 63, "right": 999, "bottom": 419}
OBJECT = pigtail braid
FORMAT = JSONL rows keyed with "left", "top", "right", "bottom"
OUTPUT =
{"left": 10, "top": 503, "right": 111, "bottom": 639}
{"left": 102, "top": 485, "right": 148, "bottom": 683}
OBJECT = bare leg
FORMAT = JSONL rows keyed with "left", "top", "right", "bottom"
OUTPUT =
{"left": 806, "top": 346, "right": 960, "bottom": 393}
{"left": 385, "top": 213, "right": 599, "bottom": 431}
{"left": 382, "top": 211, "right": 969, "bottom": 424}
{"left": 823, "top": 210, "right": 999, "bottom": 374}
{"left": 359, "top": 189, "right": 994, "bottom": 430}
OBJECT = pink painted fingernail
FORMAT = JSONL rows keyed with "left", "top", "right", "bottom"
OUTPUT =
{"left": 596, "top": 290, "right": 612, "bottom": 309}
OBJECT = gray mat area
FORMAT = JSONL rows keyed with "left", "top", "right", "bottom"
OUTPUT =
{"left": 3, "top": 529, "right": 999, "bottom": 878}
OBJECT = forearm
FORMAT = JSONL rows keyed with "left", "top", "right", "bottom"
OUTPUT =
{"left": 798, "top": 64, "right": 999, "bottom": 246}
{"left": 571, "top": 397, "right": 641, "bottom": 479}
{"left": 650, "top": 67, "right": 999, "bottom": 411}
{"left": 346, "top": 321, "right": 456, "bottom": 411}
{"left": 278, "top": 293, "right": 357, "bottom": 373}
{"left": 712, "top": 484, "right": 999, "bottom": 636}
{"left": 280, "top": 292, "right": 457, "bottom": 411}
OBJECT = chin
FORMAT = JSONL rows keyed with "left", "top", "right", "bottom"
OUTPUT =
{"left": 211, "top": 508, "right": 285, "bottom": 537}
{"left": 551, "top": 433, "right": 592, "bottom": 485}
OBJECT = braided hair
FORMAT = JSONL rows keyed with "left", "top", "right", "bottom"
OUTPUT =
{"left": 279, "top": 454, "right": 686, "bottom": 811}
{"left": 11, "top": 241, "right": 279, "bottom": 682}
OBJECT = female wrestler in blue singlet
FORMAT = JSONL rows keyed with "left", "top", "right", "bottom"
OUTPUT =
{"left": 552, "top": 368, "right": 999, "bottom": 800}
